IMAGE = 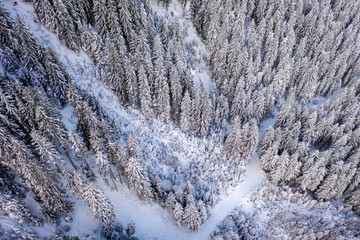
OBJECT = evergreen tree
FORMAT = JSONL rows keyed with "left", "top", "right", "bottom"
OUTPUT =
{"left": 197, "top": 200, "right": 208, "bottom": 224}
{"left": 214, "top": 94, "right": 229, "bottom": 128}
{"left": 182, "top": 199, "right": 200, "bottom": 231}
{"left": 199, "top": 88, "right": 213, "bottom": 137}
{"left": 224, "top": 116, "right": 242, "bottom": 160}
{"left": 138, "top": 64, "right": 153, "bottom": 117}
{"left": 109, "top": 141, "right": 128, "bottom": 184}
{"left": 64, "top": 170, "right": 115, "bottom": 227}
{"left": 34, "top": 0, "right": 57, "bottom": 32}
{"left": 124, "top": 58, "right": 138, "bottom": 107}
{"left": 31, "top": 130, "right": 62, "bottom": 167}
{"left": 124, "top": 157, "right": 152, "bottom": 199}
{"left": 169, "top": 65, "right": 182, "bottom": 121}
{"left": 173, "top": 202, "right": 183, "bottom": 225}
{"left": 128, "top": 134, "right": 142, "bottom": 158}
{"left": 53, "top": 0, "right": 79, "bottom": 51}
{"left": 180, "top": 91, "right": 192, "bottom": 132}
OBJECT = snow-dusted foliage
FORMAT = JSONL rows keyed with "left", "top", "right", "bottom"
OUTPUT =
{"left": 212, "top": 185, "right": 360, "bottom": 239}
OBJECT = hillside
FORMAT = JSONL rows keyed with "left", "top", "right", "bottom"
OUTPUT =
{"left": 0, "top": 0, "right": 359, "bottom": 239}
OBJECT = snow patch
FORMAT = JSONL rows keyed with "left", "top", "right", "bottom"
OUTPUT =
{"left": 60, "top": 106, "right": 77, "bottom": 131}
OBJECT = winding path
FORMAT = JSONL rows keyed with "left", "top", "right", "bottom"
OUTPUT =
{"left": 192, "top": 159, "right": 265, "bottom": 240}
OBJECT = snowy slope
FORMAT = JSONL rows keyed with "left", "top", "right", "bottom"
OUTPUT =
{"left": 1, "top": 1, "right": 265, "bottom": 239}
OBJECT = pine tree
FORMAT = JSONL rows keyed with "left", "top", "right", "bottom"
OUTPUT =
{"left": 109, "top": 141, "right": 128, "bottom": 184}
{"left": 182, "top": 199, "right": 200, "bottom": 231}
{"left": 53, "top": 0, "right": 79, "bottom": 51}
{"left": 240, "top": 119, "right": 259, "bottom": 159}
{"left": 152, "top": 35, "right": 171, "bottom": 122}
{"left": 104, "top": 38, "right": 125, "bottom": 93}
{"left": 214, "top": 94, "right": 229, "bottom": 128}
{"left": 43, "top": 48, "right": 69, "bottom": 105}
{"left": 68, "top": 131, "right": 94, "bottom": 177}
{"left": 298, "top": 151, "right": 327, "bottom": 192}
{"left": 138, "top": 64, "right": 153, "bottom": 117}
{"left": 64, "top": 170, "right": 115, "bottom": 227}
{"left": 124, "top": 157, "right": 152, "bottom": 199}
{"left": 199, "top": 88, "right": 213, "bottom": 137}
{"left": 173, "top": 186, "right": 184, "bottom": 205}
{"left": 124, "top": 58, "right": 138, "bottom": 108}
{"left": 156, "top": 74, "right": 171, "bottom": 123}
{"left": 165, "top": 192, "right": 177, "bottom": 211}
{"left": 34, "top": 0, "right": 57, "bottom": 32}
{"left": 197, "top": 200, "right": 208, "bottom": 224}
{"left": 190, "top": 77, "right": 201, "bottom": 134}
{"left": 106, "top": 0, "right": 122, "bottom": 39}
{"left": 224, "top": 116, "right": 242, "bottom": 159}
{"left": 117, "top": 0, "right": 132, "bottom": 39}
{"left": 173, "top": 202, "right": 183, "bottom": 225}
{"left": 31, "top": 130, "right": 62, "bottom": 167}
{"left": 169, "top": 65, "right": 182, "bottom": 121}
{"left": 180, "top": 91, "right": 192, "bottom": 132}
{"left": 128, "top": 134, "right": 142, "bottom": 158}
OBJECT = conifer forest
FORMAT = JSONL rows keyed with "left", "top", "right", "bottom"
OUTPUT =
{"left": 0, "top": 0, "right": 360, "bottom": 239}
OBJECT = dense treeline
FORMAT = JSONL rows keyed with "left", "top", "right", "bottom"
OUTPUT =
{"left": 33, "top": 0, "right": 215, "bottom": 137}
{"left": 212, "top": 185, "right": 360, "bottom": 239}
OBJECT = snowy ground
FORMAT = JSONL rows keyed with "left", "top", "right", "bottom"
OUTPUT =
{"left": 2, "top": 1, "right": 267, "bottom": 239}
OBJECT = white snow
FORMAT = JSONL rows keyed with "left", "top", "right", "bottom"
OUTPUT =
{"left": 60, "top": 106, "right": 77, "bottom": 131}
{"left": 1, "top": 1, "right": 266, "bottom": 239}
{"left": 97, "top": 176, "right": 193, "bottom": 240}
{"left": 307, "top": 87, "right": 343, "bottom": 110}
{"left": 67, "top": 199, "right": 100, "bottom": 238}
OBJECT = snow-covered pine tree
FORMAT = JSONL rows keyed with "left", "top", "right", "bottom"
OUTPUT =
{"left": 30, "top": 130, "right": 63, "bottom": 168}
{"left": 197, "top": 200, "right": 208, "bottom": 224}
{"left": 168, "top": 65, "right": 182, "bottom": 122}
{"left": 104, "top": 38, "right": 125, "bottom": 98}
{"left": 33, "top": 0, "right": 57, "bottom": 32}
{"left": 165, "top": 192, "right": 177, "bottom": 212}
{"left": 109, "top": 141, "right": 128, "bottom": 184}
{"left": 173, "top": 202, "right": 183, "bottom": 225}
{"left": 42, "top": 47, "right": 69, "bottom": 105}
{"left": 64, "top": 170, "right": 115, "bottom": 227}
{"left": 53, "top": 0, "right": 79, "bottom": 52}
{"left": 0, "top": 194, "right": 39, "bottom": 226}
{"left": 199, "top": 88, "right": 213, "bottom": 137}
{"left": 182, "top": 198, "right": 200, "bottom": 231}
{"left": 180, "top": 90, "right": 192, "bottom": 133}
{"left": 68, "top": 131, "right": 94, "bottom": 177}
{"left": 224, "top": 116, "right": 242, "bottom": 160}
{"left": 124, "top": 57, "right": 139, "bottom": 108}
{"left": 128, "top": 134, "right": 142, "bottom": 158}
{"left": 117, "top": 0, "right": 132, "bottom": 41}
{"left": 152, "top": 35, "right": 171, "bottom": 122}
{"left": 138, "top": 64, "right": 153, "bottom": 117}
{"left": 124, "top": 157, "right": 152, "bottom": 199}
{"left": 214, "top": 94, "right": 229, "bottom": 128}
{"left": 239, "top": 119, "right": 259, "bottom": 160}
{"left": 190, "top": 77, "right": 201, "bottom": 135}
